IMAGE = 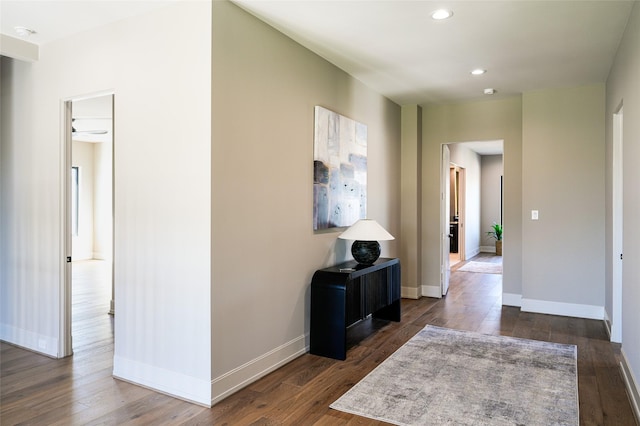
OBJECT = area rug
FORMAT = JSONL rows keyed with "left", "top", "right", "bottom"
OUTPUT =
{"left": 457, "top": 261, "right": 502, "bottom": 274}
{"left": 330, "top": 325, "right": 578, "bottom": 425}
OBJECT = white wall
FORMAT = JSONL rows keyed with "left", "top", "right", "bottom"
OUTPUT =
{"left": 70, "top": 137, "right": 112, "bottom": 261}
{"left": 93, "top": 139, "right": 112, "bottom": 260}
{"left": 448, "top": 143, "right": 481, "bottom": 258}
{"left": 0, "top": 1, "right": 212, "bottom": 405}
{"left": 73, "top": 95, "right": 113, "bottom": 260}
{"left": 211, "top": 1, "right": 401, "bottom": 404}
{"left": 481, "top": 155, "right": 503, "bottom": 251}
{"left": 0, "top": 34, "right": 39, "bottom": 62}
{"left": 1, "top": 55, "right": 63, "bottom": 356}
{"left": 72, "top": 141, "right": 95, "bottom": 260}
{"left": 605, "top": 1, "right": 640, "bottom": 407}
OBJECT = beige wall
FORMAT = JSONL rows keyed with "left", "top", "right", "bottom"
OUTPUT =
{"left": 522, "top": 85, "right": 605, "bottom": 311}
{"left": 605, "top": 1, "right": 640, "bottom": 394}
{"left": 400, "top": 105, "right": 422, "bottom": 297}
{"left": 211, "top": 1, "right": 401, "bottom": 403}
{"left": 422, "top": 97, "right": 523, "bottom": 299}
{"left": 421, "top": 88, "right": 605, "bottom": 313}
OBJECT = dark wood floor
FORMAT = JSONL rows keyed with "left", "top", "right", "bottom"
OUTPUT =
{"left": 1, "top": 255, "right": 636, "bottom": 425}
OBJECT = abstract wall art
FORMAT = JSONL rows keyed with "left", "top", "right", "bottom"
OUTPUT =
{"left": 313, "top": 106, "right": 367, "bottom": 231}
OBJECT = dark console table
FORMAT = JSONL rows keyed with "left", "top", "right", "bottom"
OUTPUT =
{"left": 310, "top": 257, "right": 401, "bottom": 360}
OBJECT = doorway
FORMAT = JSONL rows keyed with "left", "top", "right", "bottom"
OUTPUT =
{"left": 611, "top": 106, "right": 623, "bottom": 343}
{"left": 440, "top": 140, "right": 504, "bottom": 298}
{"left": 449, "top": 164, "right": 465, "bottom": 267}
{"left": 62, "top": 93, "right": 114, "bottom": 355}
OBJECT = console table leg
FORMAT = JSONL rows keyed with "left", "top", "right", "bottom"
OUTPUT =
{"left": 372, "top": 298, "right": 401, "bottom": 322}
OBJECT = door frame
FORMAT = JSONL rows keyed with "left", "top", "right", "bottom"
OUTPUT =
{"left": 59, "top": 90, "right": 115, "bottom": 357}
{"left": 440, "top": 144, "right": 450, "bottom": 296}
{"left": 611, "top": 105, "right": 623, "bottom": 343}
{"left": 456, "top": 166, "right": 466, "bottom": 261}
{"left": 59, "top": 101, "right": 74, "bottom": 357}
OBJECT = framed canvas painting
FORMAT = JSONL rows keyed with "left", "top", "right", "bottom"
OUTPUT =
{"left": 313, "top": 106, "right": 367, "bottom": 231}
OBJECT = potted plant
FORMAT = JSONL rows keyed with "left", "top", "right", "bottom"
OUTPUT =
{"left": 486, "top": 222, "right": 503, "bottom": 256}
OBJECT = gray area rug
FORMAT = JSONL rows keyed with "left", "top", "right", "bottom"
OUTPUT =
{"left": 331, "top": 325, "right": 578, "bottom": 425}
{"left": 458, "top": 261, "right": 502, "bottom": 274}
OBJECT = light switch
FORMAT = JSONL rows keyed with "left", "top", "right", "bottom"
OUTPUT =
{"left": 531, "top": 210, "right": 539, "bottom": 220}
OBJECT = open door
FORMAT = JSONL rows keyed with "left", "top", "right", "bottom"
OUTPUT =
{"left": 60, "top": 101, "right": 74, "bottom": 357}
{"left": 441, "top": 144, "right": 451, "bottom": 296}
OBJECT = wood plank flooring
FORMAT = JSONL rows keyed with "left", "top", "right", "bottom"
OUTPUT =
{"left": 1, "top": 255, "right": 636, "bottom": 425}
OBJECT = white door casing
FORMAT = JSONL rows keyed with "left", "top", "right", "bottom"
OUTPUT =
{"left": 611, "top": 106, "right": 623, "bottom": 343}
{"left": 441, "top": 144, "right": 451, "bottom": 296}
{"left": 60, "top": 91, "right": 115, "bottom": 357}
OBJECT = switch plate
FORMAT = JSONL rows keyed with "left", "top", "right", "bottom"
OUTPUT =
{"left": 531, "top": 210, "right": 539, "bottom": 220}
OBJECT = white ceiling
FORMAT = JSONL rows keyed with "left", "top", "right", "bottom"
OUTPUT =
{"left": 231, "top": 0, "right": 635, "bottom": 105}
{"left": 1, "top": 0, "right": 635, "bottom": 153}
{"left": 454, "top": 140, "right": 504, "bottom": 156}
{"left": 0, "top": 1, "right": 178, "bottom": 47}
{"left": 1, "top": 0, "right": 634, "bottom": 106}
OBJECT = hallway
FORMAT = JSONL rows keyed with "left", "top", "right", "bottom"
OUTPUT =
{"left": 1, "top": 256, "right": 635, "bottom": 424}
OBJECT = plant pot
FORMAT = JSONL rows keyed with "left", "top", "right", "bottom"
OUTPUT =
{"left": 495, "top": 240, "right": 502, "bottom": 256}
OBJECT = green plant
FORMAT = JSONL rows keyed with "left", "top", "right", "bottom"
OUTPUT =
{"left": 486, "top": 222, "right": 503, "bottom": 241}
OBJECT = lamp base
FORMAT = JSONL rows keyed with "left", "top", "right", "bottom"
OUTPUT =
{"left": 351, "top": 240, "right": 381, "bottom": 265}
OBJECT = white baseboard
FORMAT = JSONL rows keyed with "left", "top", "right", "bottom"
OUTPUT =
{"left": 421, "top": 285, "right": 441, "bottom": 298}
{"left": 92, "top": 251, "right": 109, "bottom": 260}
{"left": 502, "top": 293, "right": 522, "bottom": 307}
{"left": 603, "top": 309, "right": 612, "bottom": 340}
{"left": 211, "top": 334, "right": 307, "bottom": 405}
{"left": 479, "top": 245, "right": 495, "bottom": 253}
{"left": 467, "top": 247, "right": 481, "bottom": 258}
{"left": 113, "top": 355, "right": 212, "bottom": 407}
{"left": 402, "top": 286, "right": 420, "bottom": 299}
{"left": 73, "top": 252, "right": 93, "bottom": 261}
{"left": 620, "top": 349, "right": 640, "bottom": 424}
{"left": 521, "top": 298, "right": 604, "bottom": 320}
{"left": 0, "top": 323, "right": 59, "bottom": 358}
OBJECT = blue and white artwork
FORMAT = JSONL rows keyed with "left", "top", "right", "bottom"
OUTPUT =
{"left": 313, "top": 106, "right": 367, "bottom": 231}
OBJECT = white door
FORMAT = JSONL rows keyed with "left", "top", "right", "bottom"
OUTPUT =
{"left": 441, "top": 144, "right": 451, "bottom": 295}
{"left": 60, "top": 101, "right": 74, "bottom": 357}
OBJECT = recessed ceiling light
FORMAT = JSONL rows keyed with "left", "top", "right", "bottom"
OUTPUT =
{"left": 471, "top": 69, "right": 486, "bottom": 76}
{"left": 14, "top": 26, "right": 36, "bottom": 37}
{"left": 431, "top": 9, "right": 453, "bottom": 20}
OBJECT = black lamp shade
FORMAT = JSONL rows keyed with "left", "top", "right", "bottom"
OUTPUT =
{"left": 351, "top": 240, "right": 381, "bottom": 265}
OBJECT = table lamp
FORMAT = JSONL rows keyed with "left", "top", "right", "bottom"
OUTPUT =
{"left": 338, "top": 219, "right": 395, "bottom": 265}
